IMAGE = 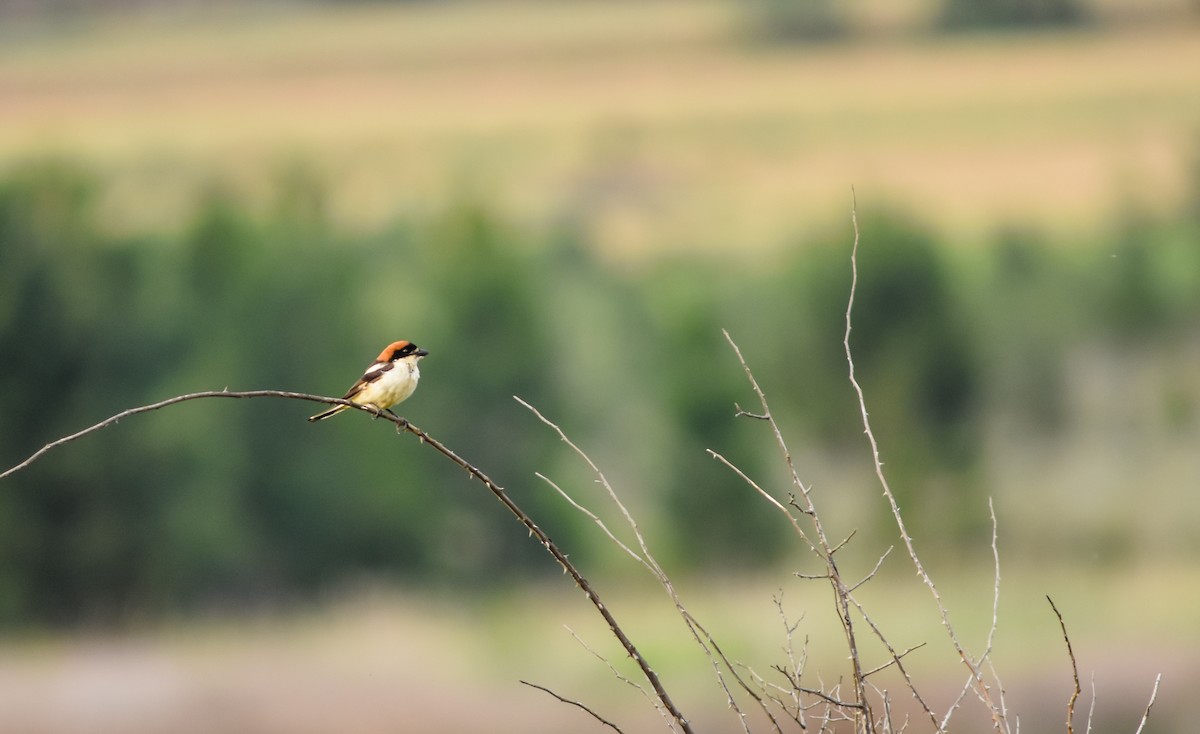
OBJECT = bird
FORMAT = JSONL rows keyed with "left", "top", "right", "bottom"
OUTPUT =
{"left": 308, "top": 340, "right": 429, "bottom": 422}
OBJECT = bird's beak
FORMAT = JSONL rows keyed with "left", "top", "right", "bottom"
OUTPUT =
{"left": 416, "top": 348, "right": 430, "bottom": 357}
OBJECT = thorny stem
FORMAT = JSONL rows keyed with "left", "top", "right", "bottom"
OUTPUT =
{"left": 721, "top": 330, "right": 875, "bottom": 732}
{"left": 843, "top": 197, "right": 1007, "bottom": 733}
{"left": 1047, "top": 596, "right": 1081, "bottom": 734}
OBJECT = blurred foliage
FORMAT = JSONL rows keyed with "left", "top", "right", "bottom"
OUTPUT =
{"left": 1, "top": 156, "right": 1199, "bottom": 626}
{"left": 739, "top": 0, "right": 1098, "bottom": 41}
{"left": 739, "top": 0, "right": 848, "bottom": 44}
{"left": 936, "top": 0, "right": 1089, "bottom": 30}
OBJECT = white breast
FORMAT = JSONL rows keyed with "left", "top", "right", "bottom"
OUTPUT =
{"left": 359, "top": 360, "right": 420, "bottom": 409}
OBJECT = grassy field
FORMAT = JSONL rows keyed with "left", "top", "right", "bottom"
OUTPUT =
{"left": 0, "top": 561, "right": 1194, "bottom": 733}
{"left": 1, "top": 1, "right": 1198, "bottom": 254}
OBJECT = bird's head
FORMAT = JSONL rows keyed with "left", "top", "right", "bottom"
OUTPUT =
{"left": 379, "top": 340, "right": 429, "bottom": 362}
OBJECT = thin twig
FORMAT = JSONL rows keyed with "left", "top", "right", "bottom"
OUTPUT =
{"left": 1132, "top": 674, "right": 1161, "bottom": 734}
{"left": 535, "top": 472, "right": 647, "bottom": 568}
{"left": 941, "top": 672, "right": 978, "bottom": 732}
{"left": 519, "top": 397, "right": 780, "bottom": 734}
{"left": 707, "top": 449, "right": 817, "bottom": 553}
{"left": 719, "top": 330, "right": 875, "bottom": 732}
{"left": 1, "top": 389, "right": 359, "bottom": 481}
{"left": 520, "top": 680, "right": 626, "bottom": 733}
{"left": 981, "top": 498, "right": 1009, "bottom": 726}
{"left": 847, "top": 546, "right": 893, "bottom": 593}
{"left": 769, "top": 665, "right": 864, "bottom": 711}
{"left": 734, "top": 402, "right": 770, "bottom": 420}
{"left": 830, "top": 529, "right": 860, "bottom": 556}
{"left": 861, "top": 643, "right": 927, "bottom": 678}
{"left": 1085, "top": 673, "right": 1096, "bottom": 734}
{"left": 1047, "top": 596, "right": 1081, "bottom": 734}
{"left": 842, "top": 194, "right": 1006, "bottom": 733}
{"left": 840, "top": 589, "right": 939, "bottom": 728}
{"left": 564, "top": 625, "right": 674, "bottom": 730}
{"left": 794, "top": 572, "right": 832, "bottom": 581}
{"left": 772, "top": 594, "right": 808, "bottom": 727}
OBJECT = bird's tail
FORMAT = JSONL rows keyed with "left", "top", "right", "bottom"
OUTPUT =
{"left": 308, "top": 404, "right": 349, "bottom": 422}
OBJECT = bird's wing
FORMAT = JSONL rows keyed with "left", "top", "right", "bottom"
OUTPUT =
{"left": 342, "top": 361, "right": 395, "bottom": 400}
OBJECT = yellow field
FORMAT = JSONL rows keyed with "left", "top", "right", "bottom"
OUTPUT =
{"left": 2, "top": 1, "right": 1199, "bottom": 254}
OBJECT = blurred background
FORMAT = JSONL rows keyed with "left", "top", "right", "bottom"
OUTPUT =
{"left": 1, "top": 0, "right": 1199, "bottom": 731}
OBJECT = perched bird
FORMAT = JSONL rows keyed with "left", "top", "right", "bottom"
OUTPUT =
{"left": 308, "top": 340, "right": 429, "bottom": 422}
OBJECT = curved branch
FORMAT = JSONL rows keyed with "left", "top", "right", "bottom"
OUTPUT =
{"left": 0, "top": 389, "right": 694, "bottom": 734}
{"left": 1, "top": 390, "right": 360, "bottom": 481}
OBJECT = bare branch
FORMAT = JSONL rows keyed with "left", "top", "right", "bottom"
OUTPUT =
{"left": 841, "top": 589, "right": 939, "bottom": 728}
{"left": 1047, "top": 596, "right": 1081, "bottom": 734}
{"left": 1, "top": 389, "right": 373, "bottom": 481}
{"left": 978, "top": 499, "right": 1011, "bottom": 729}
{"left": 707, "top": 449, "right": 817, "bottom": 553}
{"left": 941, "top": 672, "right": 979, "bottom": 732}
{"left": 519, "top": 398, "right": 770, "bottom": 733}
{"left": 1, "top": 388, "right": 695, "bottom": 734}
{"left": 768, "top": 666, "right": 864, "bottom": 711}
{"left": 1086, "top": 673, "right": 1096, "bottom": 734}
{"left": 515, "top": 397, "right": 658, "bottom": 579}
{"left": 847, "top": 546, "right": 893, "bottom": 593}
{"left": 720, "top": 330, "right": 810, "bottom": 503}
{"left": 830, "top": 529, "right": 860, "bottom": 555}
{"left": 772, "top": 594, "right": 808, "bottom": 723}
{"left": 794, "top": 571, "right": 833, "bottom": 581}
{"left": 862, "top": 643, "right": 927, "bottom": 678}
{"left": 734, "top": 402, "right": 770, "bottom": 420}
{"left": 842, "top": 193, "right": 1006, "bottom": 733}
{"left": 520, "top": 680, "right": 626, "bottom": 734}
{"left": 1132, "top": 674, "right": 1161, "bottom": 734}
{"left": 520, "top": 399, "right": 784, "bottom": 734}
{"left": 564, "top": 625, "right": 674, "bottom": 729}
{"left": 720, "top": 330, "right": 875, "bottom": 730}
{"left": 534, "top": 472, "right": 647, "bottom": 568}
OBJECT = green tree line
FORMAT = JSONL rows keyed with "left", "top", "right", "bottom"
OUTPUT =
{"left": 1, "top": 157, "right": 1199, "bottom": 626}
